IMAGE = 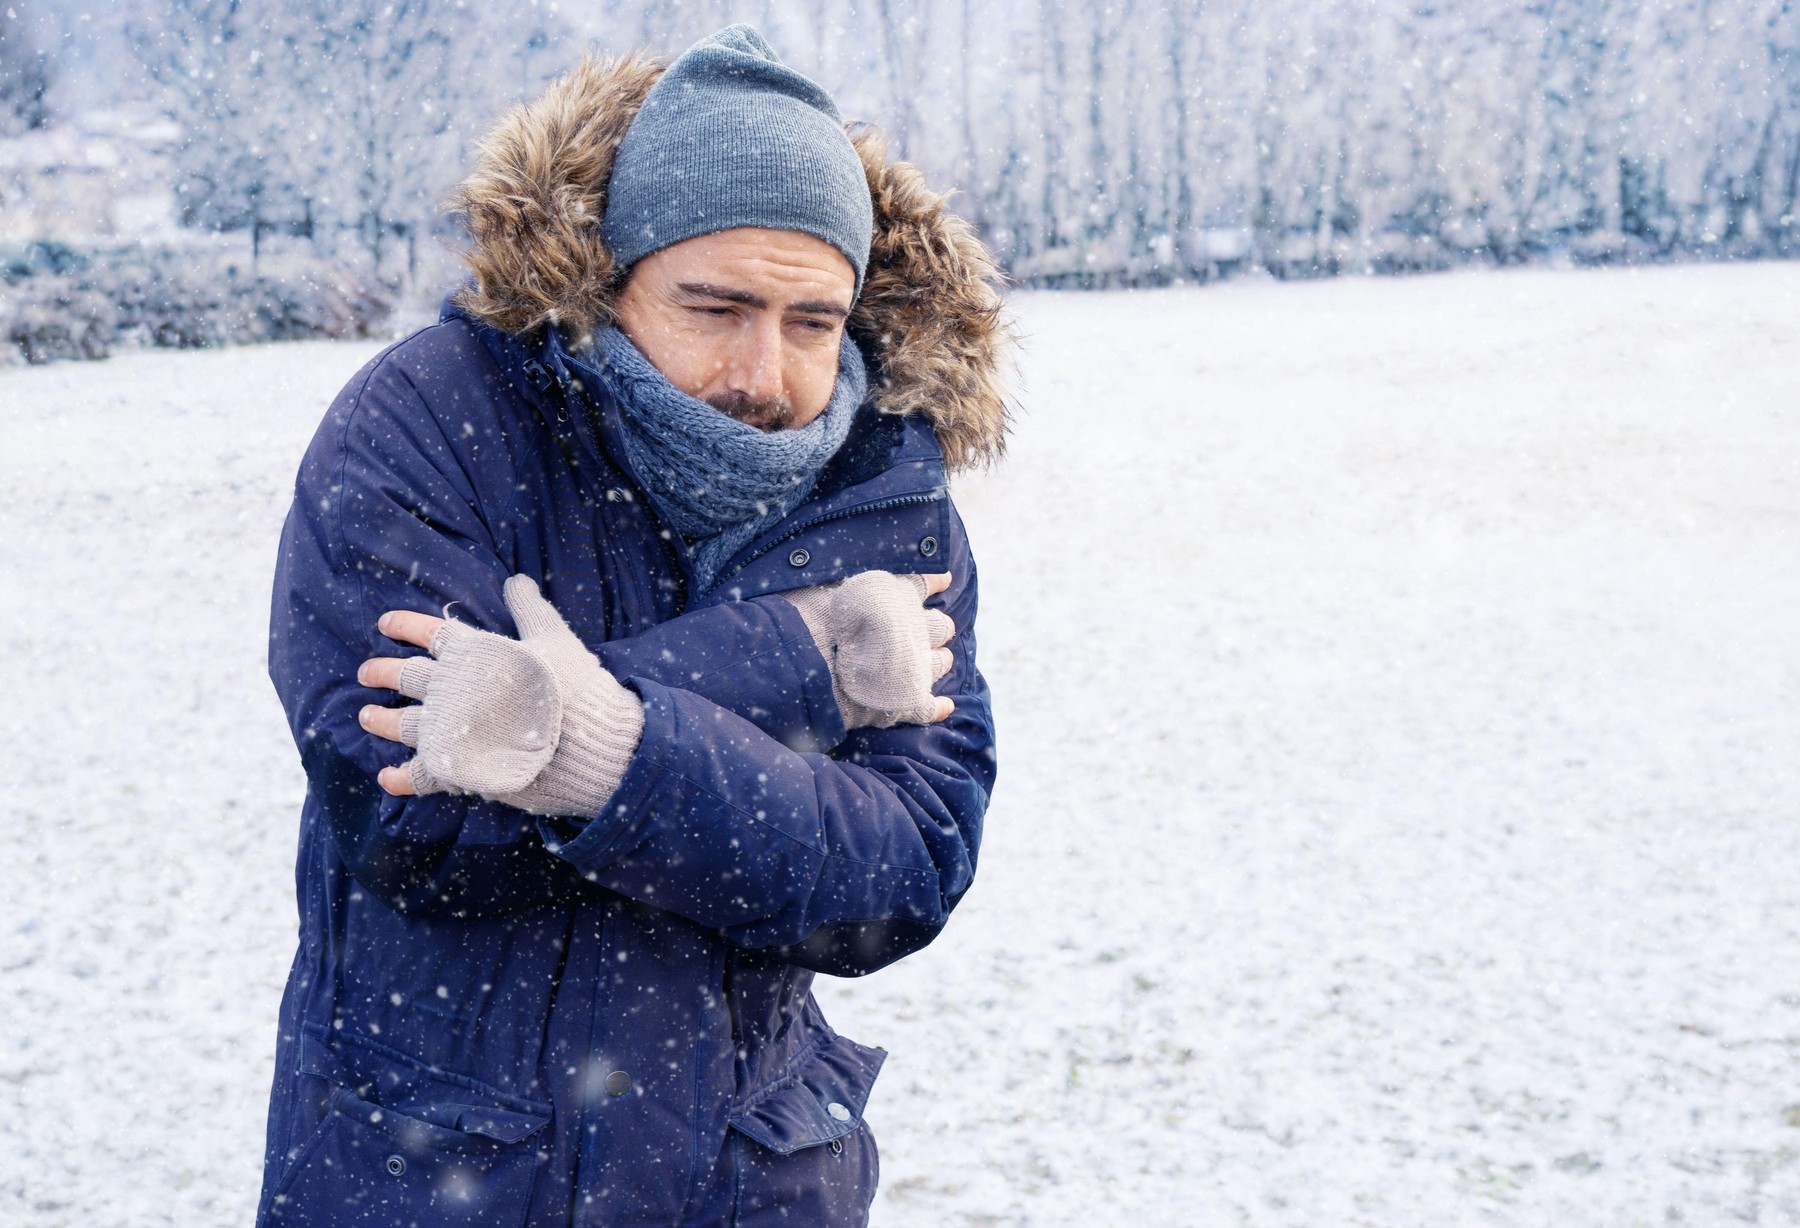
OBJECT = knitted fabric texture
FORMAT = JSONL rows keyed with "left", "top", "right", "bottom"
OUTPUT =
{"left": 395, "top": 575, "right": 644, "bottom": 817}
{"left": 780, "top": 570, "right": 956, "bottom": 729}
{"left": 600, "top": 23, "right": 874, "bottom": 293}
{"left": 593, "top": 323, "right": 866, "bottom": 596}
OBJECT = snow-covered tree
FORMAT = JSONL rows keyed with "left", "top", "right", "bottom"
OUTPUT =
{"left": 124, "top": 0, "right": 573, "bottom": 275}
{"left": 1, "top": 4, "right": 54, "bottom": 135}
{"left": 30, "top": 0, "right": 1800, "bottom": 285}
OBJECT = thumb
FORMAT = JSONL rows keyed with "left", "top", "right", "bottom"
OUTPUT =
{"left": 503, "top": 574, "right": 571, "bottom": 641}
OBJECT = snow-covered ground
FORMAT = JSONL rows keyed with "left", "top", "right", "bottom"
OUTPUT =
{"left": 1, "top": 262, "right": 1797, "bottom": 1227}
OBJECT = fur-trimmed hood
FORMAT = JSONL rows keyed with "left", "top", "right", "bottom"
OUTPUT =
{"left": 446, "top": 53, "right": 1013, "bottom": 473}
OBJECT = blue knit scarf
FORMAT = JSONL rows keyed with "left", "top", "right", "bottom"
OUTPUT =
{"left": 591, "top": 325, "right": 866, "bottom": 595}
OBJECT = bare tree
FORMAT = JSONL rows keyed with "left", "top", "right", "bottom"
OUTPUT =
{"left": 874, "top": 0, "right": 931, "bottom": 155}
{"left": 289, "top": 0, "right": 472, "bottom": 274}
{"left": 96, "top": 0, "right": 1800, "bottom": 287}
{"left": 0, "top": 5, "right": 52, "bottom": 134}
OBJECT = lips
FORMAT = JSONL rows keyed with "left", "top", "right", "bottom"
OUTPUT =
{"left": 710, "top": 394, "right": 794, "bottom": 431}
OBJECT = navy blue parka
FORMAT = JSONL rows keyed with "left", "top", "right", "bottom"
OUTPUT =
{"left": 253, "top": 50, "right": 1022, "bottom": 1224}
{"left": 256, "top": 54, "right": 1011, "bottom": 1227}
{"left": 261, "top": 52, "right": 1015, "bottom": 1217}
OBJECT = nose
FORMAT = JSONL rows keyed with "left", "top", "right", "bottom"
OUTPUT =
{"left": 725, "top": 316, "right": 785, "bottom": 407}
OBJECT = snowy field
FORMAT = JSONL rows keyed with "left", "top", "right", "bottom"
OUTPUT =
{"left": 2, "top": 261, "right": 1797, "bottom": 1227}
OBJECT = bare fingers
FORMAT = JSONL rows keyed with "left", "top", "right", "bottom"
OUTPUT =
{"left": 377, "top": 609, "right": 445, "bottom": 650}
{"left": 377, "top": 763, "right": 417, "bottom": 796}
{"left": 358, "top": 703, "right": 407, "bottom": 743}
{"left": 358, "top": 656, "right": 406, "bottom": 691}
{"left": 360, "top": 610, "right": 463, "bottom": 698}
{"left": 933, "top": 647, "right": 953, "bottom": 680}
{"left": 360, "top": 710, "right": 422, "bottom": 795}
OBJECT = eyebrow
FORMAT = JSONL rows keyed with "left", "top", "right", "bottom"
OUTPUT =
{"left": 676, "top": 282, "right": 850, "bottom": 320}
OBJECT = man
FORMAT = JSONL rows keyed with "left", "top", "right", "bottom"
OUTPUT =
{"left": 257, "top": 24, "right": 1011, "bottom": 1228}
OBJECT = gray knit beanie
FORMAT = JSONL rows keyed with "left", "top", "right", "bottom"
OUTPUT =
{"left": 601, "top": 24, "right": 874, "bottom": 295}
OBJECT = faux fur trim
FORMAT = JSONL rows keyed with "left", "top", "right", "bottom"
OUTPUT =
{"left": 446, "top": 53, "right": 660, "bottom": 346}
{"left": 446, "top": 53, "right": 1012, "bottom": 473}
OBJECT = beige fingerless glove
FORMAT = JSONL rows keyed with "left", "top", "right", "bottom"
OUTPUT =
{"left": 780, "top": 570, "right": 955, "bottom": 730}
{"left": 392, "top": 575, "right": 644, "bottom": 816}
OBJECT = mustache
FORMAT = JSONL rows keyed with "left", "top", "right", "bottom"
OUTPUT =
{"left": 706, "top": 390, "right": 797, "bottom": 431}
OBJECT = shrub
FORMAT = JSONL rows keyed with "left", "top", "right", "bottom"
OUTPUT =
{"left": 0, "top": 243, "right": 394, "bottom": 365}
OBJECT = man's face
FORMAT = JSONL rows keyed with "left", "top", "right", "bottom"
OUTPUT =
{"left": 610, "top": 227, "right": 856, "bottom": 431}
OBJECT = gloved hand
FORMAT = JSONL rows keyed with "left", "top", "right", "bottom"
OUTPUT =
{"left": 388, "top": 574, "right": 645, "bottom": 816}
{"left": 778, "top": 570, "right": 956, "bottom": 729}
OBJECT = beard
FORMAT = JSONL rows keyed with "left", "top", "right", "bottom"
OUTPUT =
{"left": 708, "top": 390, "right": 799, "bottom": 432}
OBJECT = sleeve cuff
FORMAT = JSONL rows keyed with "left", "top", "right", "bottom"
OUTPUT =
{"left": 534, "top": 676, "right": 677, "bottom": 873}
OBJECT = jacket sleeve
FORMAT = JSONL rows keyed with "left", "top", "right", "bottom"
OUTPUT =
{"left": 596, "top": 601, "right": 847, "bottom": 753}
{"left": 538, "top": 509, "right": 996, "bottom": 977}
{"left": 270, "top": 346, "right": 848, "bottom": 919}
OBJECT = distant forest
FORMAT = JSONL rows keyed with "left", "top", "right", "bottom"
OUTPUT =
{"left": 7, "top": 0, "right": 1800, "bottom": 287}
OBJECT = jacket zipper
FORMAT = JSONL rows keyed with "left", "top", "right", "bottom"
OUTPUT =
{"left": 708, "top": 489, "right": 945, "bottom": 591}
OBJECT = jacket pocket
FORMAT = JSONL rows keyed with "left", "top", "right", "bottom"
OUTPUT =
{"left": 728, "top": 1032, "right": 886, "bottom": 1155}
{"left": 266, "top": 1025, "right": 551, "bottom": 1228}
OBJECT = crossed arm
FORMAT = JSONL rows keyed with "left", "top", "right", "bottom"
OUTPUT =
{"left": 272, "top": 362, "right": 994, "bottom": 971}
{"left": 353, "top": 571, "right": 957, "bottom": 804}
